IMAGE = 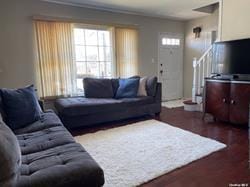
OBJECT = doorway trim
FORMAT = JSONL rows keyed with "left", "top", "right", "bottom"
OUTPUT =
{"left": 158, "top": 32, "right": 184, "bottom": 101}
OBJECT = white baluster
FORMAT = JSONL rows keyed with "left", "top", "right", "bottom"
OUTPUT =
{"left": 202, "top": 58, "right": 205, "bottom": 87}
{"left": 206, "top": 54, "right": 210, "bottom": 77}
{"left": 198, "top": 62, "right": 201, "bottom": 95}
{"left": 192, "top": 58, "right": 197, "bottom": 103}
{"left": 209, "top": 52, "right": 212, "bottom": 75}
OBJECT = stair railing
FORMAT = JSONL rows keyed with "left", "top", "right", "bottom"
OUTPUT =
{"left": 192, "top": 45, "right": 213, "bottom": 103}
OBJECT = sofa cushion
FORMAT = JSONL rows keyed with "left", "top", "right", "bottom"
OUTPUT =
{"left": 14, "top": 110, "right": 105, "bottom": 187}
{"left": 119, "top": 96, "right": 154, "bottom": 107}
{"left": 56, "top": 97, "right": 125, "bottom": 116}
{"left": 146, "top": 76, "right": 158, "bottom": 96}
{"left": 0, "top": 85, "right": 41, "bottom": 130}
{"left": 14, "top": 111, "right": 63, "bottom": 135}
{"left": 115, "top": 78, "right": 140, "bottom": 98}
{"left": 84, "top": 78, "right": 114, "bottom": 98}
{"left": 0, "top": 121, "right": 21, "bottom": 187}
{"left": 55, "top": 96, "right": 155, "bottom": 118}
{"left": 19, "top": 143, "right": 104, "bottom": 187}
{"left": 17, "top": 125, "right": 75, "bottom": 155}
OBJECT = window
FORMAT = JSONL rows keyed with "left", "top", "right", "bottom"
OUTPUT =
{"left": 162, "top": 38, "right": 180, "bottom": 46}
{"left": 34, "top": 21, "right": 139, "bottom": 99}
{"left": 73, "top": 25, "right": 114, "bottom": 92}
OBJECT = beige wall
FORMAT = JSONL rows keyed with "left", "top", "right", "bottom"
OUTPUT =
{"left": 0, "top": 0, "right": 184, "bottom": 89}
{"left": 183, "top": 9, "right": 219, "bottom": 98}
{"left": 221, "top": 0, "right": 250, "bottom": 41}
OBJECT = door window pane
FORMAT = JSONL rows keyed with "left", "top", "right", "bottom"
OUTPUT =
{"left": 162, "top": 37, "right": 180, "bottom": 46}
{"left": 162, "top": 38, "right": 167, "bottom": 45}
{"left": 175, "top": 39, "right": 180, "bottom": 45}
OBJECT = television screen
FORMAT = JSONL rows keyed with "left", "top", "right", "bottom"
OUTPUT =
{"left": 212, "top": 38, "right": 250, "bottom": 75}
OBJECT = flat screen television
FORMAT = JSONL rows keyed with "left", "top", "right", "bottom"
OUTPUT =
{"left": 212, "top": 38, "right": 250, "bottom": 75}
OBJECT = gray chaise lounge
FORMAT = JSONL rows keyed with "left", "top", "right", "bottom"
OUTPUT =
{"left": 55, "top": 77, "right": 161, "bottom": 129}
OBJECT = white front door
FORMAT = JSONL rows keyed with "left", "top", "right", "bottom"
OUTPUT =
{"left": 158, "top": 33, "right": 183, "bottom": 101}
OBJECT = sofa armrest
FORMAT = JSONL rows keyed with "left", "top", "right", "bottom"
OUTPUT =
{"left": 44, "top": 109, "right": 55, "bottom": 113}
{"left": 38, "top": 100, "right": 44, "bottom": 111}
{"left": 155, "top": 83, "right": 162, "bottom": 103}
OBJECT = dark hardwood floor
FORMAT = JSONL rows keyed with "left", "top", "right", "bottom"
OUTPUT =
{"left": 71, "top": 107, "right": 250, "bottom": 187}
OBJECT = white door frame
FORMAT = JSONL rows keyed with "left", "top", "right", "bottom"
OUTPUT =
{"left": 158, "top": 32, "right": 184, "bottom": 101}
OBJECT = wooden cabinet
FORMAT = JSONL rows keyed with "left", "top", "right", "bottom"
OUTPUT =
{"left": 204, "top": 79, "right": 250, "bottom": 125}
{"left": 229, "top": 83, "right": 250, "bottom": 124}
{"left": 205, "top": 81, "right": 230, "bottom": 122}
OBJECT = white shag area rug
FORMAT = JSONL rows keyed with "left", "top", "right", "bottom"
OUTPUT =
{"left": 75, "top": 120, "right": 226, "bottom": 187}
{"left": 162, "top": 99, "right": 185, "bottom": 108}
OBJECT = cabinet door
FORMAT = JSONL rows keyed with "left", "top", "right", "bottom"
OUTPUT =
{"left": 205, "top": 81, "right": 230, "bottom": 121}
{"left": 229, "top": 83, "right": 250, "bottom": 124}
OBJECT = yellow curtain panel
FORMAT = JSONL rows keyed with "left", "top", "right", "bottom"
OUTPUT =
{"left": 115, "top": 28, "right": 139, "bottom": 78}
{"left": 34, "top": 21, "right": 76, "bottom": 99}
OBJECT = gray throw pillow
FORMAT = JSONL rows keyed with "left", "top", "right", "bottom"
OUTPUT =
{"left": 137, "top": 77, "right": 148, "bottom": 96}
{"left": 146, "top": 76, "right": 158, "bottom": 96}
{"left": 111, "top": 78, "right": 119, "bottom": 97}
{"left": 129, "top": 75, "right": 140, "bottom": 79}
{"left": 0, "top": 95, "right": 7, "bottom": 123}
{"left": 0, "top": 121, "right": 21, "bottom": 187}
{"left": 84, "top": 78, "right": 114, "bottom": 98}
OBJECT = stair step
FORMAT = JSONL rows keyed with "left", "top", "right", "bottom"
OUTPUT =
{"left": 195, "top": 94, "right": 202, "bottom": 97}
{"left": 183, "top": 100, "right": 197, "bottom": 105}
{"left": 183, "top": 100, "right": 203, "bottom": 112}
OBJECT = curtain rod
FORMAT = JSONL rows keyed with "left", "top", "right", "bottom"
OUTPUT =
{"left": 32, "top": 15, "right": 139, "bottom": 29}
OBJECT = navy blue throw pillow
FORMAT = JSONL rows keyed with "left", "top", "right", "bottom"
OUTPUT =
{"left": 115, "top": 78, "right": 140, "bottom": 98}
{"left": 0, "top": 85, "right": 41, "bottom": 130}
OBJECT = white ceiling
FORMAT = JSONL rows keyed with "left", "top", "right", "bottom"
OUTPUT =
{"left": 43, "top": 0, "right": 219, "bottom": 20}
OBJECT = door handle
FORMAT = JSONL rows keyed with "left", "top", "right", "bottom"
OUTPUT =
{"left": 230, "top": 100, "right": 236, "bottom": 105}
{"left": 160, "top": 70, "right": 163, "bottom": 74}
{"left": 222, "top": 98, "right": 227, "bottom": 103}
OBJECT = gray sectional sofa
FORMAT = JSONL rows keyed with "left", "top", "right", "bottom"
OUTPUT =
{"left": 0, "top": 108, "right": 104, "bottom": 186}
{"left": 55, "top": 77, "right": 162, "bottom": 129}
{"left": 0, "top": 76, "right": 161, "bottom": 187}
